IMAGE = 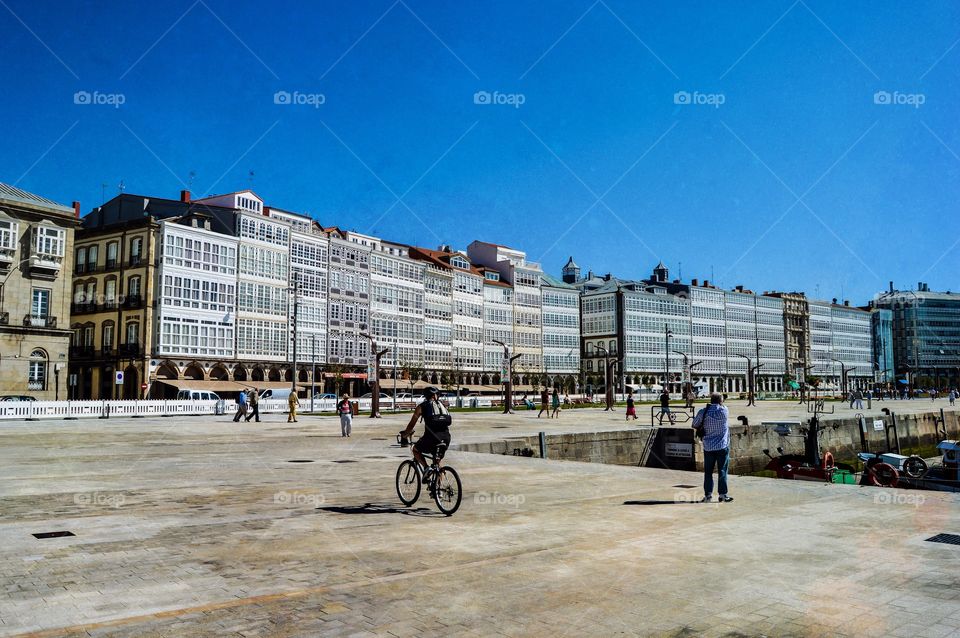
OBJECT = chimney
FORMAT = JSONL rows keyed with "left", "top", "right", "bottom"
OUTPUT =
{"left": 736, "top": 285, "right": 743, "bottom": 292}
{"left": 180, "top": 189, "right": 191, "bottom": 203}
{"left": 844, "top": 300, "right": 850, "bottom": 306}
{"left": 889, "top": 281, "right": 894, "bottom": 293}
{"left": 72, "top": 201, "right": 81, "bottom": 218}
{"left": 691, "top": 278, "right": 698, "bottom": 286}
{"left": 832, "top": 298, "right": 837, "bottom": 304}
{"left": 703, "top": 280, "right": 709, "bottom": 287}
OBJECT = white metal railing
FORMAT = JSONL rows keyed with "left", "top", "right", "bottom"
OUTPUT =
{"left": 0, "top": 395, "right": 507, "bottom": 421}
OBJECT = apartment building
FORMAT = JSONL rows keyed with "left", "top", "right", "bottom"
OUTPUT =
{"left": 540, "top": 274, "right": 580, "bottom": 386}
{"left": 268, "top": 207, "right": 329, "bottom": 373}
{"left": 479, "top": 265, "right": 515, "bottom": 383}
{"left": 468, "top": 241, "right": 544, "bottom": 381}
{"left": 0, "top": 183, "right": 79, "bottom": 400}
{"left": 367, "top": 237, "right": 425, "bottom": 378}
{"left": 324, "top": 228, "right": 371, "bottom": 394}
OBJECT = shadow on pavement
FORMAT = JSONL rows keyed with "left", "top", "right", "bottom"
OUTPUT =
{"left": 317, "top": 502, "right": 442, "bottom": 517}
{"left": 622, "top": 500, "right": 701, "bottom": 506}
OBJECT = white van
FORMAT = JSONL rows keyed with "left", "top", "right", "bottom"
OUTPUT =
{"left": 176, "top": 390, "right": 221, "bottom": 401}
{"left": 258, "top": 388, "right": 292, "bottom": 402}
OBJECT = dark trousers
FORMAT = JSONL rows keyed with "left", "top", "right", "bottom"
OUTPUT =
{"left": 245, "top": 405, "right": 260, "bottom": 422}
{"left": 703, "top": 448, "right": 730, "bottom": 497}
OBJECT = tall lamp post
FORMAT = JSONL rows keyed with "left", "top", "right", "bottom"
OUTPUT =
{"left": 360, "top": 332, "right": 389, "bottom": 418}
{"left": 664, "top": 324, "right": 673, "bottom": 395}
{"left": 596, "top": 343, "right": 616, "bottom": 411}
{"left": 831, "top": 358, "right": 852, "bottom": 398}
{"left": 289, "top": 275, "right": 300, "bottom": 395}
{"left": 673, "top": 349, "right": 702, "bottom": 408}
{"left": 493, "top": 339, "right": 522, "bottom": 414}
{"left": 735, "top": 353, "right": 753, "bottom": 406}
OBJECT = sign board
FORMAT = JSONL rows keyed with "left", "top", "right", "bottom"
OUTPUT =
{"left": 664, "top": 442, "right": 693, "bottom": 458}
{"left": 115, "top": 371, "right": 124, "bottom": 385}
{"left": 69, "top": 374, "right": 77, "bottom": 387}
{"left": 873, "top": 419, "right": 885, "bottom": 432}
{"left": 795, "top": 366, "right": 805, "bottom": 384}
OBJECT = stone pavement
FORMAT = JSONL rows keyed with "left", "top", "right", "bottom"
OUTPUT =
{"left": 0, "top": 404, "right": 959, "bottom": 637}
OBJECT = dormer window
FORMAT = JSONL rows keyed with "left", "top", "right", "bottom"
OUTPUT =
{"left": 485, "top": 271, "right": 499, "bottom": 282}
{"left": 451, "top": 256, "right": 469, "bottom": 270}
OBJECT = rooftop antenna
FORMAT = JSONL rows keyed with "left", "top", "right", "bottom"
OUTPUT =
{"left": 188, "top": 170, "right": 196, "bottom": 188}
{"left": 678, "top": 261, "right": 682, "bottom": 281}
{"left": 710, "top": 265, "right": 714, "bottom": 284}
{"left": 248, "top": 170, "right": 255, "bottom": 186}
{"left": 815, "top": 284, "right": 820, "bottom": 299}
{"left": 118, "top": 179, "right": 125, "bottom": 194}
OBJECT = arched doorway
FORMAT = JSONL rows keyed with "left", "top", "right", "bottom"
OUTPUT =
{"left": 183, "top": 363, "right": 205, "bottom": 381}
{"left": 234, "top": 365, "right": 248, "bottom": 382}
{"left": 252, "top": 366, "right": 265, "bottom": 382}
{"left": 210, "top": 364, "right": 230, "bottom": 381}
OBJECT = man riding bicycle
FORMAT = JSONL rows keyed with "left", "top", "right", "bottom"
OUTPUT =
{"left": 400, "top": 387, "right": 452, "bottom": 471}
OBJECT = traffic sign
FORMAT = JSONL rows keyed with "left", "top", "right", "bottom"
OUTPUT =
{"left": 115, "top": 371, "right": 124, "bottom": 385}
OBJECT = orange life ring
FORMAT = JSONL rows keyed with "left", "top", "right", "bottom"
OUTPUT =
{"left": 866, "top": 462, "right": 899, "bottom": 488}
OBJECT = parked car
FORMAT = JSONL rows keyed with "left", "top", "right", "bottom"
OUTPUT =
{"left": 175, "top": 390, "right": 221, "bottom": 401}
{"left": 313, "top": 393, "right": 338, "bottom": 401}
{"left": 360, "top": 392, "right": 390, "bottom": 400}
{"left": 393, "top": 393, "right": 414, "bottom": 402}
{"left": 0, "top": 395, "right": 36, "bottom": 401}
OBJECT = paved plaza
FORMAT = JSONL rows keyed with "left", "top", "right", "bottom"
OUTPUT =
{"left": 1, "top": 402, "right": 959, "bottom": 637}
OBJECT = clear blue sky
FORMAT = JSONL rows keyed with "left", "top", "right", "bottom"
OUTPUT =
{"left": 2, "top": 0, "right": 958, "bottom": 303}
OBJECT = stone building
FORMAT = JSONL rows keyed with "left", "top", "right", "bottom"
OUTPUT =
{"left": 0, "top": 182, "right": 79, "bottom": 400}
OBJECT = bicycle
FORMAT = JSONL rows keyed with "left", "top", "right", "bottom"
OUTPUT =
{"left": 395, "top": 433, "right": 462, "bottom": 516}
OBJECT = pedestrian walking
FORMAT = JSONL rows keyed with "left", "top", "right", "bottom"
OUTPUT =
{"left": 233, "top": 390, "right": 248, "bottom": 422}
{"left": 287, "top": 391, "right": 301, "bottom": 423}
{"left": 245, "top": 388, "right": 261, "bottom": 422}
{"left": 693, "top": 393, "right": 732, "bottom": 503}
{"left": 551, "top": 388, "right": 561, "bottom": 418}
{"left": 537, "top": 388, "right": 549, "bottom": 418}
{"left": 658, "top": 389, "right": 675, "bottom": 425}
{"left": 337, "top": 393, "right": 352, "bottom": 437}
{"left": 949, "top": 389, "right": 956, "bottom": 406}
{"left": 625, "top": 391, "right": 637, "bottom": 421}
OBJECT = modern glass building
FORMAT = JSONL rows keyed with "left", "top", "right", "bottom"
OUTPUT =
{"left": 872, "top": 284, "right": 960, "bottom": 388}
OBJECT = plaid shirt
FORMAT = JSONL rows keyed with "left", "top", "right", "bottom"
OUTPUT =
{"left": 693, "top": 404, "right": 730, "bottom": 452}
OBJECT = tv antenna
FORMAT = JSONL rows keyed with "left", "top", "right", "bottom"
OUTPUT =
{"left": 118, "top": 180, "right": 125, "bottom": 194}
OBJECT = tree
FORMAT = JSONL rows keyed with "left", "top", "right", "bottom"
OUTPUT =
{"left": 327, "top": 362, "right": 348, "bottom": 397}
{"left": 399, "top": 357, "right": 425, "bottom": 398}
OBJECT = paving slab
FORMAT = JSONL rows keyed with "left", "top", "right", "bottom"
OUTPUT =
{"left": 0, "top": 404, "right": 957, "bottom": 637}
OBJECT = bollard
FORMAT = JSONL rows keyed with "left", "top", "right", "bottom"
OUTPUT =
{"left": 538, "top": 431, "right": 547, "bottom": 459}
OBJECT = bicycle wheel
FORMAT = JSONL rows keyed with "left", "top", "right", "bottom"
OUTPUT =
{"left": 396, "top": 460, "right": 421, "bottom": 506}
{"left": 433, "top": 466, "right": 462, "bottom": 516}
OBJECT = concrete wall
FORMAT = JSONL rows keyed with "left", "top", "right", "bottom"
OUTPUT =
{"left": 456, "top": 409, "right": 960, "bottom": 475}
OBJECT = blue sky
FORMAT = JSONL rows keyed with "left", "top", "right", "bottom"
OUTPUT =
{"left": 1, "top": 0, "right": 958, "bottom": 303}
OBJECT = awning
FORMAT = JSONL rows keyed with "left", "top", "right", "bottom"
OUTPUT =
{"left": 787, "top": 381, "right": 800, "bottom": 389}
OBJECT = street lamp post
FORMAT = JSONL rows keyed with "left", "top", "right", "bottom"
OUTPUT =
{"left": 493, "top": 339, "right": 522, "bottom": 414}
{"left": 673, "top": 349, "right": 703, "bottom": 408}
{"left": 597, "top": 344, "right": 616, "bottom": 411}
{"left": 360, "top": 332, "right": 389, "bottom": 418}
{"left": 831, "top": 358, "right": 852, "bottom": 398}
{"left": 289, "top": 276, "right": 300, "bottom": 395}
{"left": 735, "top": 353, "right": 754, "bottom": 406}
{"left": 664, "top": 324, "right": 673, "bottom": 395}
{"left": 310, "top": 335, "right": 316, "bottom": 412}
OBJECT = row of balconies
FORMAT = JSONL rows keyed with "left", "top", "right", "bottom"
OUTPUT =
{"left": 69, "top": 343, "right": 143, "bottom": 359}
{"left": 74, "top": 256, "right": 143, "bottom": 274}
{"left": 71, "top": 296, "right": 145, "bottom": 315}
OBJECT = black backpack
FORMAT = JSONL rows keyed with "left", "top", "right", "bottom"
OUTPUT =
{"left": 422, "top": 399, "right": 452, "bottom": 429}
